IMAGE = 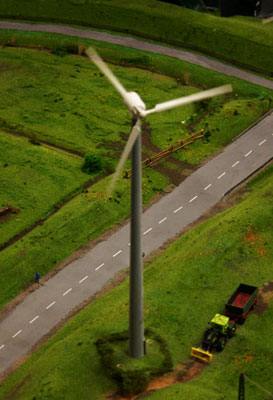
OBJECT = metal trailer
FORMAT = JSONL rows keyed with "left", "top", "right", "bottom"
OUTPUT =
{"left": 225, "top": 283, "right": 258, "bottom": 323}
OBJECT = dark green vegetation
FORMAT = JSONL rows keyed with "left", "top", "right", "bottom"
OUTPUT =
{"left": 0, "top": 40, "right": 271, "bottom": 309}
{"left": 82, "top": 153, "right": 103, "bottom": 174}
{"left": 0, "top": 0, "right": 273, "bottom": 75}
{"left": 96, "top": 328, "right": 172, "bottom": 395}
{"left": 0, "top": 164, "right": 272, "bottom": 399}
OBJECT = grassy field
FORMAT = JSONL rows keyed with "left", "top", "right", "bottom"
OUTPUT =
{"left": 0, "top": 44, "right": 271, "bottom": 161}
{"left": 0, "top": 46, "right": 199, "bottom": 155}
{"left": 0, "top": 40, "right": 272, "bottom": 308}
{"left": 0, "top": 0, "right": 273, "bottom": 75}
{"left": 0, "top": 167, "right": 168, "bottom": 308}
{"left": 0, "top": 131, "right": 92, "bottom": 246}
{"left": 0, "top": 164, "right": 272, "bottom": 399}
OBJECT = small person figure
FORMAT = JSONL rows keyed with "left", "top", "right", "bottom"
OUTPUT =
{"left": 35, "top": 272, "right": 40, "bottom": 284}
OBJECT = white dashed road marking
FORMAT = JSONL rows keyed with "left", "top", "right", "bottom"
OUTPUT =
{"left": 79, "top": 275, "right": 88, "bottom": 284}
{"left": 63, "top": 288, "right": 72, "bottom": 296}
{"left": 46, "top": 301, "right": 56, "bottom": 310}
{"left": 0, "top": 344, "right": 5, "bottom": 350}
{"left": 232, "top": 161, "right": 240, "bottom": 167}
{"left": 244, "top": 150, "right": 253, "bottom": 157}
{"left": 217, "top": 172, "right": 226, "bottom": 179}
{"left": 204, "top": 184, "right": 211, "bottom": 191}
{"left": 12, "top": 330, "right": 22, "bottom": 339}
{"left": 158, "top": 217, "right": 167, "bottom": 224}
{"left": 95, "top": 263, "right": 104, "bottom": 271}
{"left": 29, "top": 315, "right": 39, "bottom": 324}
{"left": 143, "top": 227, "right": 152, "bottom": 235}
{"left": 113, "top": 250, "right": 122, "bottom": 257}
{"left": 174, "top": 206, "right": 183, "bottom": 213}
{"left": 189, "top": 196, "right": 198, "bottom": 203}
{"left": 259, "top": 139, "right": 267, "bottom": 146}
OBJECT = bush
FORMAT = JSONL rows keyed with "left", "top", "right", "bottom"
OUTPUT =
{"left": 82, "top": 153, "right": 103, "bottom": 174}
{"left": 120, "top": 369, "right": 150, "bottom": 396}
{"left": 51, "top": 45, "right": 67, "bottom": 57}
{"left": 95, "top": 328, "right": 173, "bottom": 396}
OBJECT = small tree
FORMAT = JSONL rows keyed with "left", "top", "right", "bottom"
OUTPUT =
{"left": 82, "top": 153, "right": 103, "bottom": 174}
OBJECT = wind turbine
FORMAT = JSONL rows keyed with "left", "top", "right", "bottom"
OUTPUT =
{"left": 86, "top": 47, "right": 232, "bottom": 358}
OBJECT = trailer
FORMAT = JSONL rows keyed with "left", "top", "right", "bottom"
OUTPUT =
{"left": 191, "top": 283, "right": 258, "bottom": 363}
{"left": 225, "top": 283, "right": 258, "bottom": 323}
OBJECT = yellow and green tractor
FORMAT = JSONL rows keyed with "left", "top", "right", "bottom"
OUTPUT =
{"left": 191, "top": 313, "right": 236, "bottom": 363}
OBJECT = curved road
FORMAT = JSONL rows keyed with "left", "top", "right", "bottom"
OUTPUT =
{"left": 0, "top": 22, "right": 273, "bottom": 376}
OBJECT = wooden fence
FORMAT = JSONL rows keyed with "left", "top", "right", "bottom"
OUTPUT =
{"left": 125, "top": 129, "right": 203, "bottom": 178}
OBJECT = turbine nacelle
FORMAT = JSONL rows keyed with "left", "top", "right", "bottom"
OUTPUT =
{"left": 125, "top": 91, "right": 146, "bottom": 117}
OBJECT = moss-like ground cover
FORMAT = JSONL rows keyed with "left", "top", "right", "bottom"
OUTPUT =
{"left": 0, "top": 165, "right": 272, "bottom": 399}
{"left": 0, "top": 0, "right": 273, "bottom": 75}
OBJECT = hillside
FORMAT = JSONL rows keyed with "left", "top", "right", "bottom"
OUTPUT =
{"left": 0, "top": 0, "right": 273, "bottom": 75}
{"left": 0, "top": 164, "right": 272, "bottom": 399}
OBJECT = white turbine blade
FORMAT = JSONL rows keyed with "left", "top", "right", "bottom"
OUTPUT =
{"left": 145, "top": 84, "right": 232, "bottom": 115}
{"left": 108, "top": 118, "right": 142, "bottom": 193}
{"left": 86, "top": 47, "right": 129, "bottom": 102}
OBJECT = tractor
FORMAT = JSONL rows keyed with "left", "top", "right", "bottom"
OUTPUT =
{"left": 191, "top": 314, "right": 236, "bottom": 362}
{"left": 202, "top": 313, "right": 236, "bottom": 351}
{"left": 191, "top": 284, "right": 257, "bottom": 363}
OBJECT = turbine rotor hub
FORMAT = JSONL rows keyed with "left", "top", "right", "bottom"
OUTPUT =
{"left": 125, "top": 91, "right": 146, "bottom": 117}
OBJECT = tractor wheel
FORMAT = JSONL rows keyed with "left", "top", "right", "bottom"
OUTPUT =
{"left": 202, "top": 328, "right": 213, "bottom": 350}
{"left": 217, "top": 337, "right": 227, "bottom": 352}
{"left": 228, "top": 322, "right": 236, "bottom": 337}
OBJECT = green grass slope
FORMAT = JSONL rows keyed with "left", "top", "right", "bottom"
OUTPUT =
{"left": 0, "top": 42, "right": 271, "bottom": 309}
{"left": 0, "top": 131, "right": 91, "bottom": 246}
{"left": 0, "top": 41, "right": 271, "bottom": 308}
{"left": 0, "top": 0, "right": 272, "bottom": 75}
{"left": 0, "top": 165, "right": 272, "bottom": 399}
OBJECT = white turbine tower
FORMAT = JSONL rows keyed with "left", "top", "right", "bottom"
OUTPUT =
{"left": 86, "top": 47, "right": 232, "bottom": 358}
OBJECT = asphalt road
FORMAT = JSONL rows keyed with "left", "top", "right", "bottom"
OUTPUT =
{"left": 0, "top": 22, "right": 273, "bottom": 376}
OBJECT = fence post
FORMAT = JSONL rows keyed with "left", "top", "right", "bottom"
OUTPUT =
{"left": 238, "top": 373, "right": 245, "bottom": 400}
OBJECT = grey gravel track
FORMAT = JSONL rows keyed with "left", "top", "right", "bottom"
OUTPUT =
{"left": 0, "top": 22, "right": 273, "bottom": 376}
{"left": 0, "top": 21, "right": 273, "bottom": 89}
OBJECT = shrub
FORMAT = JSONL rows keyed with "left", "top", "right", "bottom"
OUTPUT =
{"left": 95, "top": 328, "right": 173, "bottom": 396}
{"left": 82, "top": 153, "right": 103, "bottom": 174}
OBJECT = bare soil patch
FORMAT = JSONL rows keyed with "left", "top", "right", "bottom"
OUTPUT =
{"left": 141, "top": 121, "right": 197, "bottom": 186}
{"left": 107, "top": 360, "right": 206, "bottom": 399}
{"left": 254, "top": 281, "right": 273, "bottom": 315}
{"left": 0, "top": 206, "right": 19, "bottom": 222}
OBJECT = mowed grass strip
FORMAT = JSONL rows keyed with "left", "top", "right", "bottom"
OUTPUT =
{"left": 0, "top": 131, "right": 91, "bottom": 247}
{"left": 0, "top": 168, "right": 168, "bottom": 308}
{"left": 0, "top": 165, "right": 272, "bottom": 400}
{"left": 0, "top": 0, "right": 272, "bottom": 74}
